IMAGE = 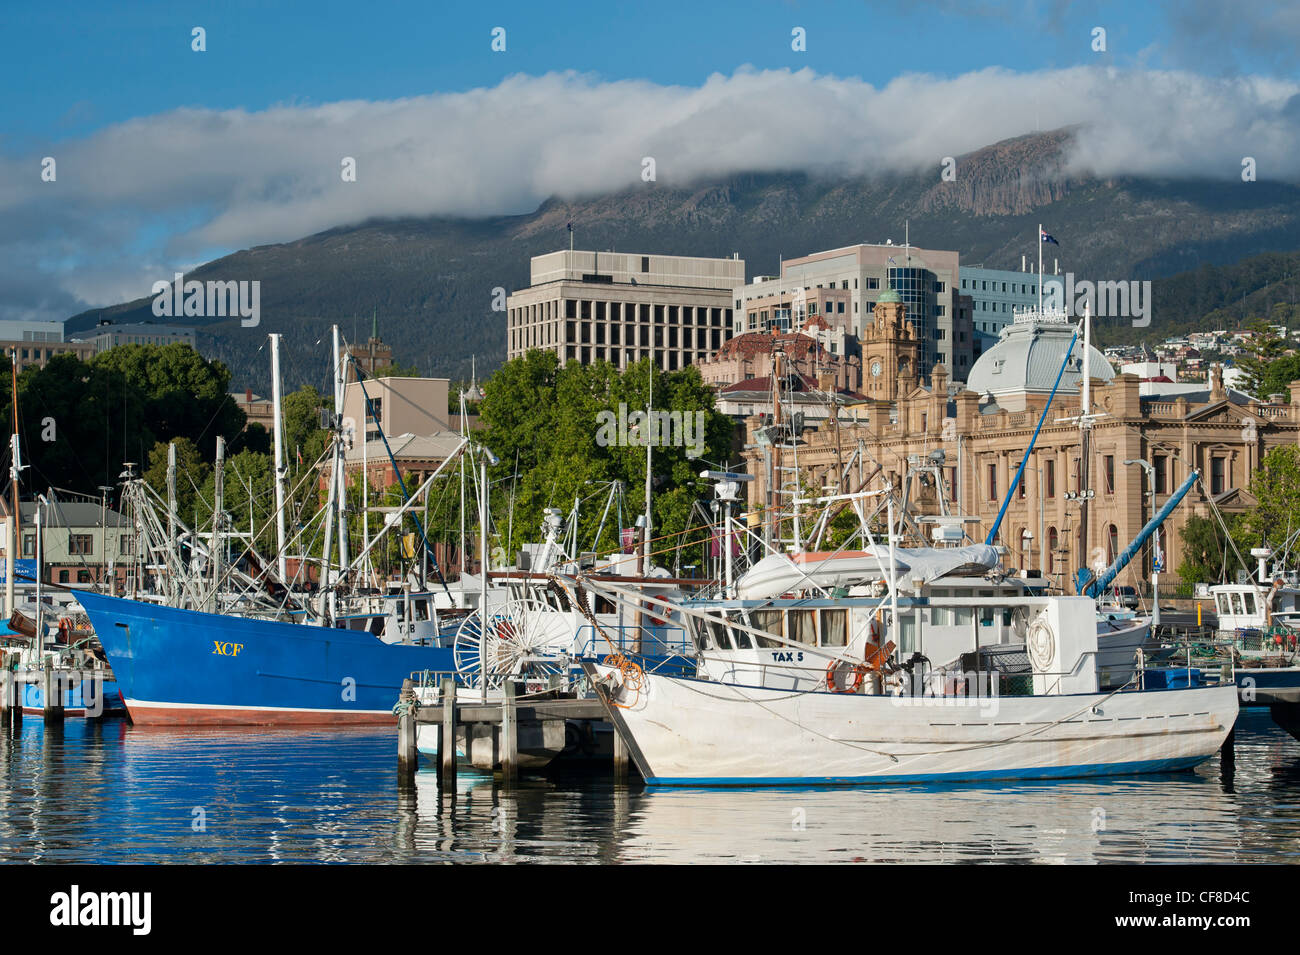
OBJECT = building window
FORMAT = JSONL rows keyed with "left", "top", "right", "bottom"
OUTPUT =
{"left": 987, "top": 463, "right": 998, "bottom": 501}
{"left": 69, "top": 534, "right": 93, "bottom": 555}
{"left": 1046, "top": 460, "right": 1055, "bottom": 497}
{"left": 1107, "top": 524, "right": 1119, "bottom": 563}
{"left": 1104, "top": 455, "right": 1115, "bottom": 493}
{"left": 1154, "top": 454, "right": 1167, "bottom": 494}
{"left": 1048, "top": 527, "right": 1059, "bottom": 574}
{"left": 22, "top": 534, "right": 35, "bottom": 557}
{"left": 1211, "top": 456, "right": 1225, "bottom": 495}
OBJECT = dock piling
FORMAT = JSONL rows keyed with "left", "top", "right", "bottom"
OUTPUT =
{"left": 612, "top": 719, "right": 629, "bottom": 784}
{"left": 0, "top": 661, "right": 16, "bottom": 727}
{"left": 501, "top": 679, "right": 518, "bottom": 787}
{"left": 1221, "top": 723, "right": 1236, "bottom": 778}
{"left": 439, "top": 677, "right": 457, "bottom": 787}
{"left": 397, "top": 678, "right": 417, "bottom": 782}
{"left": 42, "top": 667, "right": 64, "bottom": 725}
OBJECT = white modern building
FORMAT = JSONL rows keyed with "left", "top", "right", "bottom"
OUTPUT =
{"left": 506, "top": 250, "right": 745, "bottom": 372}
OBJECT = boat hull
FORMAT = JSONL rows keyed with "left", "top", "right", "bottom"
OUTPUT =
{"left": 590, "top": 664, "right": 1238, "bottom": 786}
{"left": 76, "top": 590, "right": 454, "bottom": 726}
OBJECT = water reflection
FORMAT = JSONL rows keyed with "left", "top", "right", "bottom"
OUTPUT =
{"left": 0, "top": 710, "right": 1295, "bottom": 863}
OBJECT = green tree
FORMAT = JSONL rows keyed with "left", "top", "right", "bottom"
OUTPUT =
{"left": 4, "top": 353, "right": 148, "bottom": 494}
{"left": 1235, "top": 445, "right": 1300, "bottom": 552}
{"left": 1177, "top": 515, "right": 1233, "bottom": 586}
{"left": 199, "top": 449, "right": 277, "bottom": 557}
{"left": 282, "top": 384, "right": 328, "bottom": 464}
{"left": 475, "top": 354, "right": 733, "bottom": 568}
{"left": 1235, "top": 317, "right": 1290, "bottom": 399}
{"left": 90, "top": 343, "right": 245, "bottom": 462}
{"left": 143, "top": 438, "right": 213, "bottom": 527}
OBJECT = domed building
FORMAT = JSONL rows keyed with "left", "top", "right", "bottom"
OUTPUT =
{"left": 741, "top": 295, "right": 1300, "bottom": 588}
{"left": 966, "top": 310, "right": 1114, "bottom": 412}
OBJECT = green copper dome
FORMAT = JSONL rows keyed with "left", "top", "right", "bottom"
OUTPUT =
{"left": 877, "top": 287, "right": 902, "bottom": 304}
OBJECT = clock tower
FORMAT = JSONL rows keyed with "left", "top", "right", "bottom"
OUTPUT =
{"left": 862, "top": 288, "right": 921, "bottom": 399}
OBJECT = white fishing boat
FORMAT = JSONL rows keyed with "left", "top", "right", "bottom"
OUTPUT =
{"left": 584, "top": 593, "right": 1236, "bottom": 786}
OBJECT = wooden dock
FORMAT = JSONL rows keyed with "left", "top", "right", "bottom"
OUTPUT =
{"left": 397, "top": 677, "right": 629, "bottom": 788}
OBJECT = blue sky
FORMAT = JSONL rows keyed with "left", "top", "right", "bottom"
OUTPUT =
{"left": 2, "top": 0, "right": 1194, "bottom": 148}
{"left": 1, "top": 0, "right": 1298, "bottom": 318}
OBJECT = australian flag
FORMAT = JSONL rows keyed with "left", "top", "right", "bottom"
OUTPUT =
{"left": 1040, "top": 227, "right": 1060, "bottom": 246}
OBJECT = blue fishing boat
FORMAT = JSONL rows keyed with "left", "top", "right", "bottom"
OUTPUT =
{"left": 76, "top": 589, "right": 453, "bottom": 725}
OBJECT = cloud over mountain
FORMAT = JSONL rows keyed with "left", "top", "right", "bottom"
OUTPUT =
{"left": 3, "top": 64, "right": 1299, "bottom": 320}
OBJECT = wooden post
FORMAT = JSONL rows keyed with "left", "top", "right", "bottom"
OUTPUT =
{"left": 501, "top": 679, "right": 518, "bottom": 787}
{"left": 397, "top": 678, "right": 417, "bottom": 782}
{"left": 0, "top": 655, "right": 13, "bottom": 727}
{"left": 612, "top": 719, "right": 629, "bottom": 784}
{"left": 439, "top": 677, "right": 457, "bottom": 786}
{"left": 6, "top": 660, "right": 21, "bottom": 728}
{"left": 43, "top": 666, "right": 64, "bottom": 725}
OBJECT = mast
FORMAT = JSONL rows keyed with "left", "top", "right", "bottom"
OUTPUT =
{"left": 320, "top": 325, "right": 343, "bottom": 603}
{"left": 361, "top": 395, "right": 370, "bottom": 586}
{"left": 166, "top": 443, "right": 177, "bottom": 558}
{"left": 1079, "top": 301, "right": 1092, "bottom": 587}
{"left": 333, "top": 327, "right": 349, "bottom": 576}
{"left": 269, "top": 333, "right": 289, "bottom": 582}
{"left": 212, "top": 435, "right": 225, "bottom": 612}
{"left": 886, "top": 493, "right": 899, "bottom": 641}
{"left": 5, "top": 349, "right": 16, "bottom": 618}
{"left": 34, "top": 496, "right": 42, "bottom": 645}
{"left": 642, "top": 358, "right": 654, "bottom": 574}
{"left": 459, "top": 387, "right": 468, "bottom": 574}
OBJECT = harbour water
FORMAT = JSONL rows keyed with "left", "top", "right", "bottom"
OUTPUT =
{"left": 2, "top": 709, "right": 1297, "bottom": 864}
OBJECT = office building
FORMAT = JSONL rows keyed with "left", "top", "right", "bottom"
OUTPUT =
{"left": 506, "top": 250, "right": 745, "bottom": 372}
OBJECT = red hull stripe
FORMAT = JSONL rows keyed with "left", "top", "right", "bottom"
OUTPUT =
{"left": 124, "top": 701, "right": 398, "bottom": 727}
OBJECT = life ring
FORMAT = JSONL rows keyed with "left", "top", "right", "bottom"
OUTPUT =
{"left": 826, "top": 660, "right": 866, "bottom": 693}
{"left": 644, "top": 596, "right": 670, "bottom": 627}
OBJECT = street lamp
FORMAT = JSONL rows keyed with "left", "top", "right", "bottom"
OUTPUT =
{"left": 1123, "top": 459, "right": 1159, "bottom": 626}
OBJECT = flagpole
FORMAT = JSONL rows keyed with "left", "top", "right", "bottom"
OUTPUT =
{"left": 1038, "top": 223, "right": 1043, "bottom": 312}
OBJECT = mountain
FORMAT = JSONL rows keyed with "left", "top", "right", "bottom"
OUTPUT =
{"left": 64, "top": 128, "right": 1300, "bottom": 391}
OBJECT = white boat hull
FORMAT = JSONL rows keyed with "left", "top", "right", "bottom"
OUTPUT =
{"left": 590, "top": 665, "right": 1237, "bottom": 786}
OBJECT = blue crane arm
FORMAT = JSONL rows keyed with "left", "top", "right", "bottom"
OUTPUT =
{"left": 985, "top": 328, "right": 1080, "bottom": 546}
{"left": 1076, "top": 469, "right": 1201, "bottom": 598}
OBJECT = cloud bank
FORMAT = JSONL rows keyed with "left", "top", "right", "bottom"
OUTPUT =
{"left": 3, "top": 65, "right": 1299, "bottom": 321}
